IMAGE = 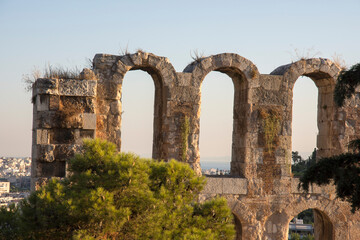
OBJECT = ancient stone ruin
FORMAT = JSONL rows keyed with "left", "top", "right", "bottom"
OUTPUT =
{"left": 31, "top": 52, "right": 360, "bottom": 239}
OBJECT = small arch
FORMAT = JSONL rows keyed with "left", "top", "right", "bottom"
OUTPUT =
{"left": 184, "top": 53, "right": 260, "bottom": 88}
{"left": 233, "top": 213, "right": 243, "bottom": 240}
{"left": 105, "top": 52, "right": 177, "bottom": 159}
{"left": 288, "top": 208, "right": 333, "bottom": 240}
{"left": 271, "top": 58, "right": 342, "bottom": 160}
{"left": 292, "top": 76, "right": 318, "bottom": 170}
{"left": 120, "top": 70, "right": 155, "bottom": 158}
{"left": 271, "top": 58, "right": 340, "bottom": 91}
{"left": 183, "top": 53, "right": 258, "bottom": 176}
{"left": 199, "top": 71, "right": 233, "bottom": 174}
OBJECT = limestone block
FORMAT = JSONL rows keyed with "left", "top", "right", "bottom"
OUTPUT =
{"left": 202, "top": 177, "right": 222, "bottom": 194}
{"left": 317, "top": 134, "right": 332, "bottom": 149}
{"left": 33, "top": 78, "right": 58, "bottom": 96}
{"left": 31, "top": 177, "right": 50, "bottom": 191}
{"left": 223, "top": 178, "right": 248, "bottom": 194}
{"left": 199, "top": 58, "right": 213, "bottom": 72}
{"left": 59, "top": 79, "right": 97, "bottom": 97}
{"left": 49, "top": 129, "right": 76, "bottom": 144}
{"left": 291, "top": 178, "right": 304, "bottom": 194}
{"left": 34, "top": 111, "right": 59, "bottom": 128}
{"left": 36, "top": 144, "right": 55, "bottom": 162}
{"left": 115, "top": 60, "right": 129, "bottom": 76}
{"left": 130, "top": 53, "right": 142, "bottom": 66}
{"left": 260, "top": 75, "right": 282, "bottom": 91}
{"left": 36, "top": 95, "right": 49, "bottom": 111}
{"left": 83, "top": 113, "right": 97, "bottom": 130}
{"left": 170, "top": 86, "right": 200, "bottom": 103}
{"left": 35, "top": 161, "right": 66, "bottom": 177}
{"left": 36, "top": 129, "right": 49, "bottom": 144}
{"left": 318, "top": 121, "right": 331, "bottom": 136}
{"left": 177, "top": 73, "right": 191, "bottom": 87}
{"left": 49, "top": 95, "right": 60, "bottom": 110}
{"left": 110, "top": 100, "right": 121, "bottom": 115}
{"left": 53, "top": 144, "right": 81, "bottom": 161}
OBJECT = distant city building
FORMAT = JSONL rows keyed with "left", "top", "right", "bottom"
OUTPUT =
{"left": 0, "top": 157, "right": 31, "bottom": 206}
{"left": 0, "top": 181, "right": 10, "bottom": 193}
{"left": 289, "top": 218, "right": 314, "bottom": 237}
{"left": 201, "top": 167, "right": 230, "bottom": 175}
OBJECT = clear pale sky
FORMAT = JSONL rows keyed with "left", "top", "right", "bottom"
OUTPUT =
{"left": 0, "top": 0, "right": 359, "bottom": 162}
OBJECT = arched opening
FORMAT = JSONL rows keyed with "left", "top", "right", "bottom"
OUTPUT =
{"left": 233, "top": 214, "right": 243, "bottom": 240}
{"left": 288, "top": 209, "right": 333, "bottom": 240}
{"left": 200, "top": 71, "right": 233, "bottom": 175}
{"left": 292, "top": 76, "right": 318, "bottom": 176}
{"left": 198, "top": 66, "right": 248, "bottom": 176}
{"left": 120, "top": 70, "right": 155, "bottom": 158}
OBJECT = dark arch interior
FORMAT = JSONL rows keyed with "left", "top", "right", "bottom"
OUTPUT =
{"left": 288, "top": 208, "right": 333, "bottom": 240}
{"left": 233, "top": 214, "right": 243, "bottom": 240}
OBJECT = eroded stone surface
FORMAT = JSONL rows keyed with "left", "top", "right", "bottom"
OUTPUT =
{"left": 31, "top": 52, "right": 360, "bottom": 239}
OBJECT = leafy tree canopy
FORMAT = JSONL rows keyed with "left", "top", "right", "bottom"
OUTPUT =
{"left": 334, "top": 63, "right": 360, "bottom": 107}
{"left": 0, "top": 139, "right": 235, "bottom": 240}
{"left": 292, "top": 149, "right": 316, "bottom": 177}
{"left": 300, "top": 63, "right": 360, "bottom": 213}
{"left": 299, "top": 140, "right": 360, "bottom": 213}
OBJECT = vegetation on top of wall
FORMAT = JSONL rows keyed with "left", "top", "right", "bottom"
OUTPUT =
{"left": 288, "top": 47, "right": 321, "bottom": 62}
{"left": 23, "top": 64, "right": 97, "bottom": 92}
{"left": 259, "top": 108, "right": 281, "bottom": 153}
{"left": 190, "top": 49, "right": 206, "bottom": 63}
{"left": 181, "top": 116, "right": 190, "bottom": 162}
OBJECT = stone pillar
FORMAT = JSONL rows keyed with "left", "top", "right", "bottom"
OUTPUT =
{"left": 31, "top": 77, "right": 97, "bottom": 190}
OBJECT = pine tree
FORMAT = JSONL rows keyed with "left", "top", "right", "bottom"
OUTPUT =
{"left": 0, "top": 139, "right": 235, "bottom": 239}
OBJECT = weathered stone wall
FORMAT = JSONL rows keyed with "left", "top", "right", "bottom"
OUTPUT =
{"left": 31, "top": 52, "right": 360, "bottom": 239}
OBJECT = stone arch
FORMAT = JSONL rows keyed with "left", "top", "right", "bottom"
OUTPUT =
{"left": 230, "top": 199, "right": 262, "bottom": 240}
{"left": 233, "top": 213, "right": 243, "bottom": 240}
{"left": 183, "top": 53, "right": 259, "bottom": 176}
{"left": 96, "top": 51, "right": 177, "bottom": 160}
{"left": 282, "top": 195, "right": 353, "bottom": 240}
{"left": 287, "top": 205, "right": 334, "bottom": 240}
{"left": 271, "top": 58, "right": 342, "bottom": 159}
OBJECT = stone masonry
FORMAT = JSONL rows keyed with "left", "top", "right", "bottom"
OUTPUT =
{"left": 31, "top": 51, "right": 360, "bottom": 239}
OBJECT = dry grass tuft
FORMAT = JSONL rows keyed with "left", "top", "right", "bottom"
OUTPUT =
{"left": 119, "top": 44, "right": 130, "bottom": 56}
{"left": 190, "top": 49, "right": 205, "bottom": 63}
{"left": 23, "top": 67, "right": 42, "bottom": 92}
{"left": 23, "top": 64, "right": 97, "bottom": 92}
{"left": 332, "top": 53, "right": 347, "bottom": 70}
{"left": 288, "top": 47, "right": 321, "bottom": 62}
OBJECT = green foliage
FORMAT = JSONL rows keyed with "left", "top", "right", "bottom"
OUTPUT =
{"left": 297, "top": 209, "right": 314, "bottom": 224}
{"left": 303, "top": 234, "right": 315, "bottom": 240}
{"left": 299, "top": 142, "right": 360, "bottom": 213}
{"left": 289, "top": 232, "right": 300, "bottom": 240}
{"left": 334, "top": 63, "right": 360, "bottom": 107}
{"left": 0, "top": 139, "right": 235, "bottom": 239}
{"left": 260, "top": 108, "right": 281, "bottom": 153}
{"left": 292, "top": 149, "right": 316, "bottom": 177}
{"left": 289, "top": 232, "right": 314, "bottom": 240}
{"left": 0, "top": 204, "right": 21, "bottom": 240}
